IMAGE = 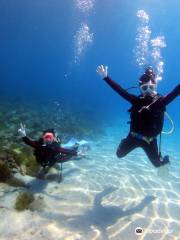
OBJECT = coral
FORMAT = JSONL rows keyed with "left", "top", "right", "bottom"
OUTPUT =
{"left": 0, "top": 160, "right": 12, "bottom": 181}
{"left": 0, "top": 99, "right": 104, "bottom": 186}
{"left": 0, "top": 151, "right": 21, "bottom": 174}
{"left": 15, "top": 191, "right": 35, "bottom": 211}
{"left": 25, "top": 156, "right": 40, "bottom": 176}
{"left": 11, "top": 151, "right": 27, "bottom": 166}
{"left": 0, "top": 148, "right": 40, "bottom": 179}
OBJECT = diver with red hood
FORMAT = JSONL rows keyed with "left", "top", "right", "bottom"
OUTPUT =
{"left": 97, "top": 65, "right": 180, "bottom": 167}
{"left": 18, "top": 125, "right": 79, "bottom": 177}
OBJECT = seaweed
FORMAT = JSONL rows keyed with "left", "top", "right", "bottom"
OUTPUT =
{"left": 15, "top": 191, "right": 35, "bottom": 211}
{"left": 0, "top": 99, "right": 105, "bottom": 184}
{"left": 0, "top": 160, "right": 12, "bottom": 181}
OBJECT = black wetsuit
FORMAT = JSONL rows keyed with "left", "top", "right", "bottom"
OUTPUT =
{"left": 104, "top": 76, "right": 180, "bottom": 167}
{"left": 22, "top": 137, "right": 77, "bottom": 167}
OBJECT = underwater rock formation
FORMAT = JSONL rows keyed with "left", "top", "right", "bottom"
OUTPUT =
{"left": 15, "top": 191, "right": 35, "bottom": 211}
{"left": 0, "top": 100, "right": 104, "bottom": 186}
{"left": 0, "top": 159, "right": 12, "bottom": 181}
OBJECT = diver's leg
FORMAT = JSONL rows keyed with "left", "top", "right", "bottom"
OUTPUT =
{"left": 141, "top": 140, "right": 169, "bottom": 168}
{"left": 116, "top": 135, "right": 139, "bottom": 158}
{"left": 37, "top": 165, "right": 50, "bottom": 179}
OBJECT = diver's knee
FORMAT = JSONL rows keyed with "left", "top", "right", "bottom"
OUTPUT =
{"left": 153, "top": 163, "right": 161, "bottom": 168}
{"left": 151, "top": 160, "right": 162, "bottom": 168}
{"left": 151, "top": 156, "right": 170, "bottom": 168}
{"left": 116, "top": 149, "right": 124, "bottom": 158}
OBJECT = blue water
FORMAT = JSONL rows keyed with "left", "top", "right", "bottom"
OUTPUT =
{"left": 0, "top": 1, "right": 179, "bottom": 239}
{"left": 0, "top": 1, "right": 179, "bottom": 119}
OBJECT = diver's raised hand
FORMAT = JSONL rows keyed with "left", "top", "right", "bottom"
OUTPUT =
{"left": 18, "top": 123, "right": 26, "bottom": 137}
{"left": 96, "top": 65, "right": 108, "bottom": 78}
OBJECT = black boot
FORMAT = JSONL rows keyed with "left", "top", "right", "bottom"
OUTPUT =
{"left": 161, "top": 155, "right": 170, "bottom": 166}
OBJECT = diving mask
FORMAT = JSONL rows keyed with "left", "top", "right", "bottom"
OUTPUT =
{"left": 140, "top": 83, "right": 157, "bottom": 95}
{"left": 43, "top": 132, "right": 55, "bottom": 144}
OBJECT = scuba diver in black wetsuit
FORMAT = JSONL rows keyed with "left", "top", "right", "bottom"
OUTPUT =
{"left": 96, "top": 65, "right": 180, "bottom": 168}
{"left": 18, "top": 124, "right": 78, "bottom": 178}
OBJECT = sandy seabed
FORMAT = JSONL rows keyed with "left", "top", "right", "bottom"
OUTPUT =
{"left": 0, "top": 127, "right": 180, "bottom": 240}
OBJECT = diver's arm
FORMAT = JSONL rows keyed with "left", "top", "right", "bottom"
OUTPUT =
{"left": 104, "top": 76, "right": 137, "bottom": 103}
{"left": 56, "top": 147, "right": 78, "bottom": 156}
{"left": 96, "top": 65, "right": 137, "bottom": 103}
{"left": 22, "top": 136, "right": 39, "bottom": 148}
{"left": 163, "top": 84, "right": 180, "bottom": 106}
{"left": 18, "top": 123, "right": 39, "bottom": 148}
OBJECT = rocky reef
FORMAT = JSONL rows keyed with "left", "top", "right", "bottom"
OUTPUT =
{"left": 15, "top": 191, "right": 35, "bottom": 211}
{"left": 0, "top": 99, "right": 103, "bottom": 186}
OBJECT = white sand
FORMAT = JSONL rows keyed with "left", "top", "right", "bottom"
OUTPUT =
{"left": 0, "top": 127, "right": 179, "bottom": 240}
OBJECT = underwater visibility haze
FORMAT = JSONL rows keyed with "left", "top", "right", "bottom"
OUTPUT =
{"left": 0, "top": 0, "right": 179, "bottom": 239}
